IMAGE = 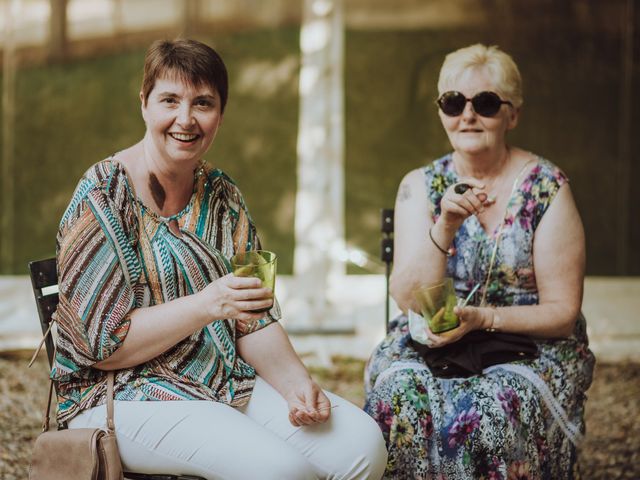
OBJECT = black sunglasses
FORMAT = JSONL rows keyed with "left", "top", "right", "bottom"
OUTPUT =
{"left": 437, "top": 91, "right": 513, "bottom": 117}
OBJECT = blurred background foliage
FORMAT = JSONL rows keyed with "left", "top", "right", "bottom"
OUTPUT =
{"left": 345, "top": 21, "right": 639, "bottom": 276}
{"left": 1, "top": 27, "right": 301, "bottom": 273}
{"left": 0, "top": 0, "right": 638, "bottom": 275}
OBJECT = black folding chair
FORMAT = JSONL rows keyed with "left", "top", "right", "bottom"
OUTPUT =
{"left": 29, "top": 257, "right": 205, "bottom": 480}
{"left": 380, "top": 209, "right": 394, "bottom": 332}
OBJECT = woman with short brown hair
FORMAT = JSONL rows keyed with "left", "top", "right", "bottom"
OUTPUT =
{"left": 53, "top": 38, "right": 387, "bottom": 479}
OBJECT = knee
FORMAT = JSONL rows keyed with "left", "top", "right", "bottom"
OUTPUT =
{"left": 330, "top": 408, "right": 388, "bottom": 479}
{"left": 251, "top": 449, "right": 316, "bottom": 480}
{"left": 354, "top": 417, "right": 388, "bottom": 479}
{"left": 270, "top": 459, "right": 316, "bottom": 480}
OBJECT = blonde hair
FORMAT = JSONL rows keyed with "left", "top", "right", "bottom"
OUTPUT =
{"left": 437, "top": 44, "right": 523, "bottom": 108}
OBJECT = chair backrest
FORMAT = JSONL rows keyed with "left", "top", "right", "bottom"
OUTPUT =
{"left": 27, "top": 257, "right": 207, "bottom": 480}
{"left": 28, "top": 257, "right": 59, "bottom": 368}
{"left": 380, "top": 209, "right": 394, "bottom": 332}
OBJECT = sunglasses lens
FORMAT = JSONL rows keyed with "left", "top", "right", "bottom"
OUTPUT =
{"left": 471, "top": 92, "right": 503, "bottom": 117}
{"left": 438, "top": 92, "right": 466, "bottom": 116}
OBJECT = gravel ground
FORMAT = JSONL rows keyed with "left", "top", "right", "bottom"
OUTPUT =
{"left": 1, "top": 354, "right": 638, "bottom": 479}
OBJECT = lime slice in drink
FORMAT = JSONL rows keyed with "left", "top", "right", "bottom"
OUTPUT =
{"left": 430, "top": 307, "right": 445, "bottom": 326}
{"left": 234, "top": 265, "right": 255, "bottom": 277}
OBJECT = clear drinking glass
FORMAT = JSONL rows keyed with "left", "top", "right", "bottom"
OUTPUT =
{"left": 230, "top": 250, "right": 277, "bottom": 313}
{"left": 413, "top": 277, "right": 459, "bottom": 333}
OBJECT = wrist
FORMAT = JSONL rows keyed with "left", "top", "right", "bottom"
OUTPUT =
{"left": 484, "top": 307, "right": 500, "bottom": 332}
{"left": 281, "top": 376, "right": 314, "bottom": 402}
{"left": 430, "top": 221, "right": 457, "bottom": 256}
{"left": 434, "top": 217, "right": 460, "bottom": 237}
{"left": 193, "top": 289, "right": 216, "bottom": 324}
{"left": 280, "top": 370, "right": 313, "bottom": 390}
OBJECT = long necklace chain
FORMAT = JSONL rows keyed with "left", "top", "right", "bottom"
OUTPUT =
{"left": 478, "top": 157, "right": 535, "bottom": 306}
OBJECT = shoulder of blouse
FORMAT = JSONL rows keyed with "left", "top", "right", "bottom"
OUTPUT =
{"left": 59, "top": 158, "right": 137, "bottom": 237}
{"left": 529, "top": 155, "right": 569, "bottom": 186}
{"left": 423, "top": 152, "right": 454, "bottom": 177}
{"left": 205, "top": 167, "right": 248, "bottom": 213}
{"left": 422, "top": 153, "right": 455, "bottom": 212}
{"left": 519, "top": 154, "right": 571, "bottom": 232}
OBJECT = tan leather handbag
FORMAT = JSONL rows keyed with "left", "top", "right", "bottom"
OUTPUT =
{"left": 29, "top": 371, "right": 123, "bottom": 480}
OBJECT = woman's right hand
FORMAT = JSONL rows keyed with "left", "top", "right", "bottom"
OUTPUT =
{"left": 197, "top": 273, "right": 273, "bottom": 322}
{"left": 438, "top": 178, "right": 493, "bottom": 230}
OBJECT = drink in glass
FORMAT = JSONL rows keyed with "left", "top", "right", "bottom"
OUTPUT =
{"left": 230, "top": 250, "right": 277, "bottom": 313}
{"left": 413, "top": 277, "right": 459, "bottom": 333}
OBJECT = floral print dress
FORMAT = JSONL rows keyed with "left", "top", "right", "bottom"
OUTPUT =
{"left": 364, "top": 153, "right": 595, "bottom": 479}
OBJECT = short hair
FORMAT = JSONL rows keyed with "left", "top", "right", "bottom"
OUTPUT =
{"left": 141, "top": 39, "right": 229, "bottom": 113}
{"left": 437, "top": 44, "right": 523, "bottom": 108}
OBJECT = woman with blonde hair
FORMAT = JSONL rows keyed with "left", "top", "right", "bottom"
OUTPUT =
{"left": 364, "top": 44, "right": 594, "bottom": 479}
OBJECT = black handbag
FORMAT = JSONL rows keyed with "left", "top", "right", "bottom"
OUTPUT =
{"left": 410, "top": 159, "right": 539, "bottom": 378}
{"left": 410, "top": 330, "right": 538, "bottom": 378}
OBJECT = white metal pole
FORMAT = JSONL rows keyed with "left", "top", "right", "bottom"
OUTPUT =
{"left": 292, "top": 0, "right": 346, "bottom": 330}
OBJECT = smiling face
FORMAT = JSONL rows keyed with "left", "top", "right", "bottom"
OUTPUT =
{"left": 438, "top": 67, "right": 519, "bottom": 156}
{"left": 141, "top": 74, "right": 223, "bottom": 170}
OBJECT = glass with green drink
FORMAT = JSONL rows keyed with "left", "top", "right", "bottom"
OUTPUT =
{"left": 413, "top": 277, "right": 459, "bottom": 333}
{"left": 230, "top": 250, "right": 277, "bottom": 313}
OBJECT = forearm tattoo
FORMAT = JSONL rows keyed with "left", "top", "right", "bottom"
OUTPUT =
{"left": 397, "top": 183, "right": 412, "bottom": 202}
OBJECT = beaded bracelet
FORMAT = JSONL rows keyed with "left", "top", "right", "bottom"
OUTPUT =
{"left": 428, "top": 226, "right": 455, "bottom": 257}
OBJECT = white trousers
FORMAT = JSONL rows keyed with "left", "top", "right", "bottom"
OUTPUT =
{"left": 69, "top": 377, "right": 387, "bottom": 480}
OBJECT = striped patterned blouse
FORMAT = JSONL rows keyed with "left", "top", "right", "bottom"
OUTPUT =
{"left": 52, "top": 159, "right": 280, "bottom": 423}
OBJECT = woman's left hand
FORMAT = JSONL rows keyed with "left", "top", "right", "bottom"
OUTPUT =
{"left": 423, "top": 306, "right": 492, "bottom": 348}
{"left": 285, "top": 380, "right": 332, "bottom": 427}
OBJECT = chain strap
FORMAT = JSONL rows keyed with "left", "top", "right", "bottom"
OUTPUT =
{"left": 479, "top": 158, "right": 535, "bottom": 306}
